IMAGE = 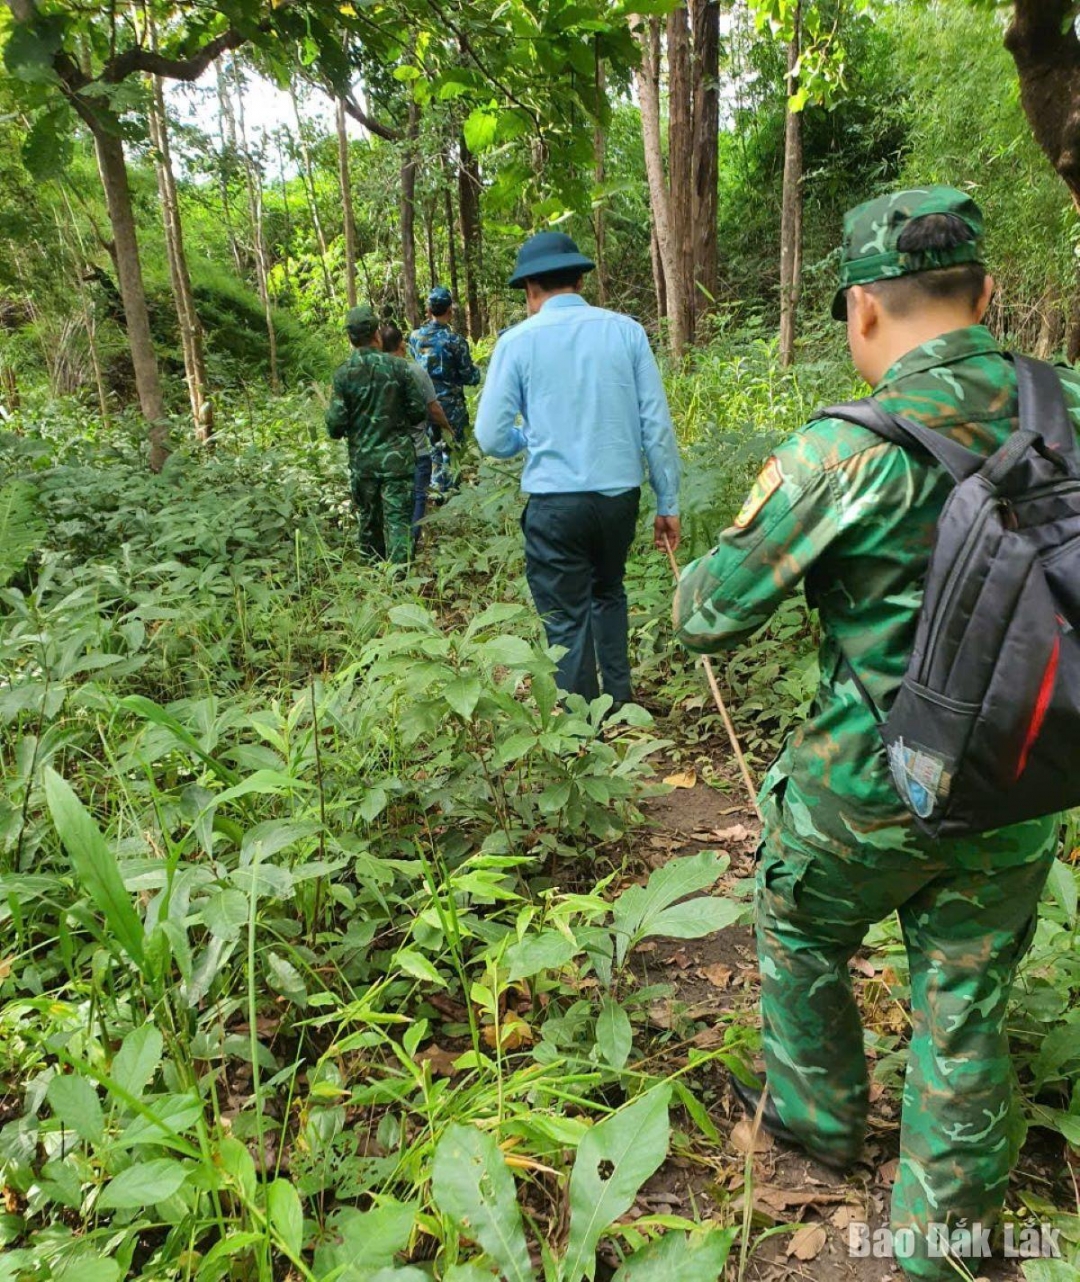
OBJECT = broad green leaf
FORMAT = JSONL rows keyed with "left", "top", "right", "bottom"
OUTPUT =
{"left": 359, "top": 786, "right": 389, "bottom": 822}
{"left": 98, "top": 1158, "right": 188, "bottom": 1209}
{"left": 595, "top": 999, "right": 632, "bottom": 1071}
{"left": 202, "top": 887, "right": 249, "bottom": 941}
{"left": 22, "top": 109, "right": 73, "bottom": 181}
{"left": 388, "top": 603, "right": 437, "bottom": 630}
{"left": 1033, "top": 1014, "right": 1080, "bottom": 1089}
{"left": 482, "top": 636, "right": 536, "bottom": 669}
{"left": 1021, "top": 1263, "right": 1080, "bottom": 1282}
{"left": 267, "top": 1179, "right": 304, "bottom": 1257}
{"left": 54, "top": 1259, "right": 120, "bottom": 1282}
{"left": 504, "top": 929, "right": 577, "bottom": 982}
{"left": 395, "top": 948, "right": 447, "bottom": 988}
{"left": 45, "top": 768, "right": 145, "bottom": 968}
{"left": 46, "top": 1074, "right": 103, "bottom": 1145}
{"left": 111, "top": 1026, "right": 163, "bottom": 1099}
{"left": 562, "top": 1087, "right": 671, "bottom": 1282}
{"left": 1047, "top": 858, "right": 1078, "bottom": 924}
{"left": 115, "top": 1093, "right": 203, "bottom": 1149}
{"left": 444, "top": 676, "right": 483, "bottom": 720}
{"left": 432, "top": 1123, "right": 533, "bottom": 1282}
{"left": 312, "top": 1201, "right": 417, "bottom": 1279}
{"left": 611, "top": 1226, "right": 738, "bottom": 1280}
{"left": 612, "top": 851, "right": 728, "bottom": 966}
{"left": 267, "top": 951, "right": 308, "bottom": 1005}
{"left": 118, "top": 696, "right": 238, "bottom": 785}
{"left": 495, "top": 732, "right": 537, "bottom": 766}
{"left": 463, "top": 107, "right": 499, "bottom": 153}
{"left": 0, "top": 480, "right": 45, "bottom": 587}
{"left": 444, "top": 1267, "right": 499, "bottom": 1282}
{"left": 643, "top": 897, "right": 742, "bottom": 942}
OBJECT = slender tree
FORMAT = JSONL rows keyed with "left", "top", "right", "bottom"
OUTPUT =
{"left": 337, "top": 98, "right": 359, "bottom": 308}
{"left": 778, "top": 1, "right": 803, "bottom": 368}
{"left": 401, "top": 98, "right": 421, "bottom": 328}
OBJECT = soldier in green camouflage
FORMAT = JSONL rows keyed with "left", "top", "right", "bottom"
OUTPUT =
{"left": 673, "top": 187, "right": 1080, "bottom": 1280}
{"left": 326, "top": 304, "right": 429, "bottom": 564}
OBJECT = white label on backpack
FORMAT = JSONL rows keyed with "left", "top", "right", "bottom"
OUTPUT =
{"left": 888, "top": 738, "right": 948, "bottom": 819}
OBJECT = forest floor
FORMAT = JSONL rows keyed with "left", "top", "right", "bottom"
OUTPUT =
{"left": 626, "top": 715, "right": 1056, "bottom": 1282}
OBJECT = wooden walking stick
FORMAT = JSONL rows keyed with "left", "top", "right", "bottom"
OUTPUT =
{"left": 663, "top": 536, "right": 763, "bottom": 822}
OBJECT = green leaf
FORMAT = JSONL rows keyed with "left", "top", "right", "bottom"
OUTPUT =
{"left": 267, "top": 952, "right": 308, "bottom": 1005}
{"left": 444, "top": 676, "right": 483, "bottom": 720}
{"left": 267, "top": 1179, "right": 304, "bottom": 1258}
{"left": 0, "top": 481, "right": 45, "bottom": 587}
{"left": 22, "top": 109, "right": 73, "bottom": 181}
{"left": 98, "top": 1159, "right": 188, "bottom": 1209}
{"left": 359, "top": 786, "right": 389, "bottom": 822}
{"left": 643, "top": 897, "right": 742, "bottom": 941}
{"left": 595, "top": 999, "right": 632, "bottom": 1071}
{"left": 395, "top": 947, "right": 447, "bottom": 988}
{"left": 444, "top": 1268, "right": 499, "bottom": 1282}
{"left": 463, "top": 107, "right": 499, "bottom": 153}
{"left": 312, "top": 1202, "right": 417, "bottom": 1279}
{"left": 118, "top": 696, "right": 238, "bottom": 786}
{"left": 393, "top": 65, "right": 421, "bottom": 81}
{"left": 202, "top": 887, "right": 249, "bottom": 941}
{"left": 611, "top": 1226, "right": 739, "bottom": 1280}
{"left": 46, "top": 1074, "right": 103, "bottom": 1146}
{"left": 1021, "top": 1263, "right": 1080, "bottom": 1282}
{"left": 562, "top": 1087, "right": 671, "bottom": 1282}
{"left": 1047, "top": 857, "right": 1078, "bottom": 924}
{"left": 55, "top": 1259, "right": 120, "bottom": 1282}
{"left": 504, "top": 929, "right": 578, "bottom": 983}
{"left": 388, "top": 603, "right": 437, "bottom": 631}
{"left": 111, "top": 1026, "right": 163, "bottom": 1100}
{"left": 482, "top": 636, "right": 536, "bottom": 669}
{"left": 612, "top": 851, "right": 728, "bottom": 966}
{"left": 432, "top": 1123, "right": 533, "bottom": 1282}
{"left": 44, "top": 768, "right": 145, "bottom": 968}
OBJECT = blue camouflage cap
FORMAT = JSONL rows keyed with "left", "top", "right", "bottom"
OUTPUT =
{"left": 428, "top": 286, "right": 453, "bottom": 309}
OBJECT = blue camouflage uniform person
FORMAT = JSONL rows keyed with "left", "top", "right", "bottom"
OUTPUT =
{"left": 409, "top": 286, "right": 481, "bottom": 443}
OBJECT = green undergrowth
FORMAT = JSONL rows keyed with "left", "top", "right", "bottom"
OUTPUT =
{"left": 0, "top": 344, "right": 1078, "bottom": 1280}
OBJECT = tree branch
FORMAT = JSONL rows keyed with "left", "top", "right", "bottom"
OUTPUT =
{"left": 341, "top": 94, "right": 402, "bottom": 141}
{"left": 102, "top": 27, "right": 248, "bottom": 83}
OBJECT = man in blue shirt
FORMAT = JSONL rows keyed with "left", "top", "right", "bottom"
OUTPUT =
{"left": 475, "top": 231, "right": 682, "bottom": 708}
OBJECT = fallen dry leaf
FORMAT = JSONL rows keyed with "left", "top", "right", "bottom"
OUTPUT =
{"left": 786, "top": 1223, "right": 827, "bottom": 1261}
{"left": 663, "top": 770, "right": 697, "bottom": 789}
{"left": 482, "top": 1018, "right": 533, "bottom": 1051}
{"left": 730, "top": 1118, "right": 773, "bottom": 1155}
{"left": 831, "top": 1205, "right": 860, "bottom": 1231}
{"left": 714, "top": 823, "right": 752, "bottom": 842}
{"left": 666, "top": 949, "right": 691, "bottom": 968}
{"left": 878, "top": 1158, "right": 900, "bottom": 1185}
{"left": 416, "top": 1045, "right": 463, "bottom": 1078}
{"left": 850, "top": 956, "right": 876, "bottom": 978}
{"left": 700, "top": 963, "right": 733, "bottom": 989}
{"left": 754, "top": 1186, "right": 852, "bottom": 1214}
{"left": 691, "top": 1025, "right": 724, "bottom": 1049}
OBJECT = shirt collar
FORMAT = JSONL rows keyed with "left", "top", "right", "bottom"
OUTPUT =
{"left": 540, "top": 294, "right": 588, "bottom": 312}
{"left": 875, "top": 325, "right": 1001, "bottom": 391}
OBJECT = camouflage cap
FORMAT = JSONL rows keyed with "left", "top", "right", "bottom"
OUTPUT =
{"left": 831, "top": 186, "right": 985, "bottom": 321}
{"left": 345, "top": 304, "right": 379, "bottom": 339}
{"left": 428, "top": 285, "right": 453, "bottom": 309}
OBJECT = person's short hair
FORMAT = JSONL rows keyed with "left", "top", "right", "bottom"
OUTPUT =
{"left": 429, "top": 298, "right": 452, "bottom": 318}
{"left": 380, "top": 324, "right": 404, "bottom": 352}
{"left": 525, "top": 266, "right": 585, "bottom": 292}
{"left": 865, "top": 213, "right": 988, "bottom": 318}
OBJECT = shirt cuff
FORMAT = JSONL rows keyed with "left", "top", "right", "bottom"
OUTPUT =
{"left": 656, "top": 497, "right": 680, "bottom": 518}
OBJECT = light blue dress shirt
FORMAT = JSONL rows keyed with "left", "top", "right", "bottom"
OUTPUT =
{"left": 474, "top": 294, "right": 681, "bottom": 516}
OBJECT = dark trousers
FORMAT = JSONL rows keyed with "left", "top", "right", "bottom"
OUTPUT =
{"left": 522, "top": 489, "right": 640, "bottom": 703}
{"left": 412, "top": 454, "right": 433, "bottom": 546}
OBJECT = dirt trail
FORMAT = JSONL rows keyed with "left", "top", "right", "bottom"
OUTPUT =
{"left": 627, "top": 742, "right": 1033, "bottom": 1282}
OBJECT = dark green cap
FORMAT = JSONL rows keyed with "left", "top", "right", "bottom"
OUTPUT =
{"left": 345, "top": 303, "right": 379, "bottom": 339}
{"left": 832, "top": 186, "right": 985, "bottom": 321}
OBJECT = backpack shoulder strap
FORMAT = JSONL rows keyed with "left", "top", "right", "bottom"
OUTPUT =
{"left": 1013, "top": 355, "right": 1080, "bottom": 473}
{"left": 812, "top": 399, "right": 984, "bottom": 483}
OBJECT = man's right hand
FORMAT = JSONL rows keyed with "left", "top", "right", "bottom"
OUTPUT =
{"left": 655, "top": 515, "right": 681, "bottom": 554}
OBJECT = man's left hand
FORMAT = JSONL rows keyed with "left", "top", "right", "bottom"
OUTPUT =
{"left": 655, "top": 515, "right": 681, "bottom": 553}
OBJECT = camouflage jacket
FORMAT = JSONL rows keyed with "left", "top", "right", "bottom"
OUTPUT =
{"left": 325, "top": 346, "right": 428, "bottom": 477}
{"left": 408, "top": 320, "right": 480, "bottom": 418}
{"left": 674, "top": 326, "right": 1080, "bottom": 863}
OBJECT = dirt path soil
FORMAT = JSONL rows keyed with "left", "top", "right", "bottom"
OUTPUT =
{"left": 623, "top": 739, "right": 1044, "bottom": 1281}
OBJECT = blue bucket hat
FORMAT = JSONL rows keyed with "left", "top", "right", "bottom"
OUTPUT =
{"left": 428, "top": 285, "right": 453, "bottom": 310}
{"left": 508, "top": 231, "right": 595, "bottom": 289}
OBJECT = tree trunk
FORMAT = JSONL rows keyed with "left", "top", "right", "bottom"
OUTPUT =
{"left": 148, "top": 75, "right": 212, "bottom": 442}
{"left": 779, "top": 2, "right": 803, "bottom": 369}
{"left": 442, "top": 151, "right": 461, "bottom": 303}
{"left": 91, "top": 124, "right": 169, "bottom": 470}
{"left": 400, "top": 99, "right": 421, "bottom": 329}
{"left": 425, "top": 196, "right": 437, "bottom": 291}
{"left": 593, "top": 51, "right": 607, "bottom": 307}
{"left": 458, "top": 133, "right": 484, "bottom": 340}
{"left": 215, "top": 60, "right": 245, "bottom": 278}
{"left": 634, "top": 16, "right": 688, "bottom": 357}
{"left": 1035, "top": 287, "right": 1066, "bottom": 359}
{"left": 691, "top": 0, "right": 719, "bottom": 321}
{"left": 289, "top": 89, "right": 336, "bottom": 305}
{"left": 1005, "top": 1, "right": 1080, "bottom": 211}
{"left": 232, "top": 61, "right": 279, "bottom": 391}
{"left": 337, "top": 97, "right": 358, "bottom": 308}
{"left": 667, "top": 5, "right": 696, "bottom": 348}
{"left": 650, "top": 223, "right": 667, "bottom": 323}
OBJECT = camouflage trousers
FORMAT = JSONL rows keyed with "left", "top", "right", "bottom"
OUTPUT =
{"left": 756, "top": 801, "right": 1056, "bottom": 1281}
{"left": 350, "top": 472, "right": 413, "bottom": 564}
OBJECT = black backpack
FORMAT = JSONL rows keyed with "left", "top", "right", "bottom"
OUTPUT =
{"left": 815, "top": 356, "right": 1080, "bottom": 839}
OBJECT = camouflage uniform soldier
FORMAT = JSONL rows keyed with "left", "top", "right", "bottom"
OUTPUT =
{"left": 409, "top": 285, "right": 481, "bottom": 444}
{"left": 326, "top": 305, "right": 428, "bottom": 564}
{"left": 673, "top": 188, "right": 1080, "bottom": 1281}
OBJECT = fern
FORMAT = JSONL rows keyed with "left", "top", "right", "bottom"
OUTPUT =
{"left": 0, "top": 479, "right": 45, "bottom": 587}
